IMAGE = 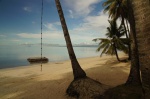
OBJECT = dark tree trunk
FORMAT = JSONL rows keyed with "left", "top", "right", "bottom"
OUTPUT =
{"left": 125, "top": 0, "right": 142, "bottom": 86}
{"left": 129, "top": 0, "right": 150, "bottom": 97}
{"left": 121, "top": 17, "right": 131, "bottom": 60}
{"left": 113, "top": 42, "right": 120, "bottom": 62}
{"left": 125, "top": 19, "right": 131, "bottom": 60}
{"left": 127, "top": 42, "right": 131, "bottom": 60}
{"left": 121, "top": 17, "right": 129, "bottom": 39}
{"left": 55, "top": 0, "right": 86, "bottom": 79}
{"left": 125, "top": 19, "right": 130, "bottom": 35}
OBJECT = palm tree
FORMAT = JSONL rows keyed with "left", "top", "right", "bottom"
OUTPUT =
{"left": 103, "top": 0, "right": 128, "bottom": 19}
{"left": 125, "top": 0, "right": 142, "bottom": 86}
{"left": 93, "top": 20, "right": 129, "bottom": 62}
{"left": 102, "top": 0, "right": 141, "bottom": 86}
{"left": 103, "top": 0, "right": 131, "bottom": 60}
{"left": 103, "top": 0, "right": 128, "bottom": 28}
{"left": 55, "top": 0, "right": 86, "bottom": 79}
{"left": 127, "top": 0, "right": 150, "bottom": 97}
{"left": 103, "top": 0, "right": 128, "bottom": 32}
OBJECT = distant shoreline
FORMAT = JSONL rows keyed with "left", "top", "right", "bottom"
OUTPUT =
{"left": 0, "top": 56, "right": 99, "bottom": 70}
{"left": 0, "top": 52, "right": 126, "bottom": 70}
{"left": 0, "top": 45, "right": 98, "bottom": 69}
{"left": 20, "top": 44, "right": 98, "bottom": 47}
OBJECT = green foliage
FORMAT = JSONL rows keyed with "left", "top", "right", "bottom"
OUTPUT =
{"left": 94, "top": 0, "right": 131, "bottom": 60}
{"left": 93, "top": 20, "right": 129, "bottom": 57}
{"left": 93, "top": 38, "right": 114, "bottom": 56}
{"left": 103, "top": 0, "right": 128, "bottom": 20}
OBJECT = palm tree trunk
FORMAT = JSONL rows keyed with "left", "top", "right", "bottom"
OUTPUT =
{"left": 125, "top": 19, "right": 130, "bottom": 35}
{"left": 125, "top": 0, "right": 142, "bottom": 86}
{"left": 121, "top": 17, "right": 131, "bottom": 60}
{"left": 121, "top": 17, "right": 129, "bottom": 39}
{"left": 55, "top": 0, "right": 86, "bottom": 79}
{"left": 125, "top": 29, "right": 141, "bottom": 85}
{"left": 129, "top": 0, "right": 150, "bottom": 97}
{"left": 125, "top": 20, "right": 131, "bottom": 60}
{"left": 113, "top": 42, "right": 120, "bottom": 62}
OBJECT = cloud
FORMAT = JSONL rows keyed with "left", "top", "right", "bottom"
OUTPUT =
{"left": 43, "top": 22, "right": 61, "bottom": 31}
{"left": 69, "top": 10, "right": 109, "bottom": 37}
{"left": 11, "top": 39, "right": 20, "bottom": 42}
{"left": 17, "top": 10, "right": 109, "bottom": 44}
{"left": 17, "top": 31, "right": 63, "bottom": 39}
{"left": 0, "top": 35, "right": 6, "bottom": 37}
{"left": 68, "top": 10, "right": 74, "bottom": 18}
{"left": 32, "top": 21, "right": 36, "bottom": 24}
{"left": 83, "top": 11, "right": 109, "bottom": 28}
{"left": 17, "top": 21, "right": 63, "bottom": 40}
{"left": 61, "top": 10, "right": 109, "bottom": 44}
{"left": 23, "top": 7, "right": 32, "bottom": 12}
{"left": 64, "top": 0, "right": 102, "bottom": 17}
{"left": 44, "top": 23, "right": 57, "bottom": 31}
{"left": 53, "top": 22, "right": 61, "bottom": 26}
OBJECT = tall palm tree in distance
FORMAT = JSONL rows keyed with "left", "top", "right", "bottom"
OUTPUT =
{"left": 103, "top": 0, "right": 141, "bottom": 86}
{"left": 103, "top": 0, "right": 128, "bottom": 30}
{"left": 55, "top": 0, "right": 86, "bottom": 79}
{"left": 103, "top": 0, "right": 131, "bottom": 60}
{"left": 93, "top": 20, "right": 129, "bottom": 62}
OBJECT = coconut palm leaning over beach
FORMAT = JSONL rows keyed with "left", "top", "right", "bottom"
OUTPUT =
{"left": 54, "top": 0, "right": 86, "bottom": 80}
{"left": 54, "top": 0, "right": 110, "bottom": 98}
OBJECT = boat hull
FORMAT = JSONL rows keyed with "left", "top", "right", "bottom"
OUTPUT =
{"left": 27, "top": 57, "right": 49, "bottom": 63}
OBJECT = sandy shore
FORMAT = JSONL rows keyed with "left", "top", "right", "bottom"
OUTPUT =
{"left": 0, "top": 54, "right": 130, "bottom": 99}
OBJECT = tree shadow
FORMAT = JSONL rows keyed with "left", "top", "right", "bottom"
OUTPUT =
{"left": 0, "top": 73, "right": 74, "bottom": 99}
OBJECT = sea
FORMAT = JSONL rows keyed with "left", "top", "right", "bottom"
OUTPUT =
{"left": 0, "top": 45, "right": 99, "bottom": 69}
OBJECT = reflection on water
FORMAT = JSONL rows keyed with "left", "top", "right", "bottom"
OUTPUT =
{"left": 0, "top": 45, "right": 98, "bottom": 69}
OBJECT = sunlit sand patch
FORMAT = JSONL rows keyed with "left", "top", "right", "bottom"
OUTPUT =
{"left": 1, "top": 91, "right": 24, "bottom": 99}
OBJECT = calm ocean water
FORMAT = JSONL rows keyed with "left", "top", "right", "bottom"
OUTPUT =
{"left": 0, "top": 45, "right": 99, "bottom": 69}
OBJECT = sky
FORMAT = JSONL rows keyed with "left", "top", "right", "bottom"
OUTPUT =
{"left": 0, "top": 0, "right": 109, "bottom": 45}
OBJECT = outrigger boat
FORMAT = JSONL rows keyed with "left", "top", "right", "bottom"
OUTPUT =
{"left": 27, "top": 57, "right": 49, "bottom": 63}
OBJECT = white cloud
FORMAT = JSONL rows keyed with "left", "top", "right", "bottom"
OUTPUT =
{"left": 44, "top": 22, "right": 61, "bottom": 31}
{"left": 11, "top": 39, "right": 20, "bottom": 42}
{"left": 17, "top": 31, "right": 63, "bottom": 39}
{"left": 63, "top": 10, "right": 109, "bottom": 44}
{"left": 32, "top": 21, "right": 36, "bottom": 24}
{"left": 23, "top": 7, "right": 32, "bottom": 12}
{"left": 17, "top": 10, "right": 109, "bottom": 45}
{"left": 64, "top": 0, "right": 102, "bottom": 17}
{"left": 68, "top": 10, "right": 74, "bottom": 18}
{"left": 54, "top": 22, "right": 61, "bottom": 26}
{"left": 17, "top": 21, "right": 63, "bottom": 40}
{"left": 44, "top": 23, "right": 57, "bottom": 31}
{"left": 83, "top": 11, "right": 109, "bottom": 29}
{"left": 0, "top": 35, "right": 6, "bottom": 37}
{"left": 69, "top": 10, "right": 109, "bottom": 38}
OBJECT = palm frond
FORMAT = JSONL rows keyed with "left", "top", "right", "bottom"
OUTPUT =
{"left": 100, "top": 44, "right": 110, "bottom": 56}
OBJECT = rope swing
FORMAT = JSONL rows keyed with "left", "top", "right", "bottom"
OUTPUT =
{"left": 40, "top": 0, "right": 44, "bottom": 71}
{"left": 27, "top": 0, "right": 48, "bottom": 70}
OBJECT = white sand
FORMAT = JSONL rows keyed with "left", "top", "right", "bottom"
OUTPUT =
{"left": 0, "top": 54, "right": 130, "bottom": 99}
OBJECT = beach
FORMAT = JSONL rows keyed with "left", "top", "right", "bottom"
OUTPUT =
{"left": 0, "top": 54, "right": 130, "bottom": 99}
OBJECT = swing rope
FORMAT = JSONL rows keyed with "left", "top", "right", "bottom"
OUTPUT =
{"left": 40, "top": 0, "right": 44, "bottom": 71}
